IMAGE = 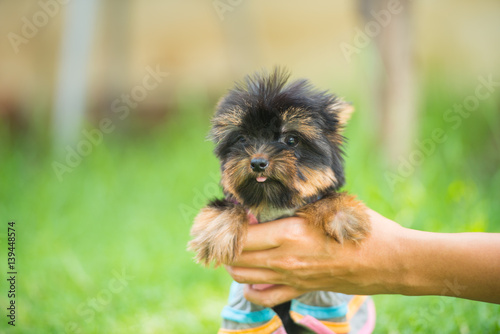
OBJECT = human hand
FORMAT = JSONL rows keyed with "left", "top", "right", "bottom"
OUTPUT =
{"left": 225, "top": 209, "right": 406, "bottom": 307}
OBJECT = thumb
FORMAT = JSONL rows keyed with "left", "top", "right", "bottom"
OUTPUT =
{"left": 243, "top": 284, "right": 305, "bottom": 308}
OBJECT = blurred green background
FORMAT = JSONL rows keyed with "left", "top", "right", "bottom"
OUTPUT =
{"left": 1, "top": 1, "right": 500, "bottom": 333}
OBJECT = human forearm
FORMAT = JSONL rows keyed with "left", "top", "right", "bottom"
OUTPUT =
{"left": 227, "top": 208, "right": 500, "bottom": 307}
{"left": 397, "top": 229, "right": 500, "bottom": 303}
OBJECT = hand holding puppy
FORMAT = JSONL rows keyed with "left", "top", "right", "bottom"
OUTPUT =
{"left": 226, "top": 209, "right": 500, "bottom": 306}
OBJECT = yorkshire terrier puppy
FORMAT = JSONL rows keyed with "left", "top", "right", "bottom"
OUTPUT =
{"left": 188, "top": 68, "right": 373, "bottom": 333}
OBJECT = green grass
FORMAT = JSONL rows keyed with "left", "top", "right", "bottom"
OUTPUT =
{"left": 1, "top": 79, "right": 499, "bottom": 333}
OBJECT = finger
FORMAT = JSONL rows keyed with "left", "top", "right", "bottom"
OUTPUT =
{"left": 231, "top": 248, "right": 279, "bottom": 268}
{"left": 243, "top": 217, "right": 297, "bottom": 251}
{"left": 225, "top": 265, "right": 283, "bottom": 284}
{"left": 243, "top": 284, "right": 305, "bottom": 308}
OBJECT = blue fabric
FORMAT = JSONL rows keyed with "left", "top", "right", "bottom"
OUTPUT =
{"left": 221, "top": 306, "right": 275, "bottom": 324}
{"left": 228, "top": 281, "right": 241, "bottom": 301}
{"left": 291, "top": 299, "right": 348, "bottom": 319}
{"left": 222, "top": 282, "right": 276, "bottom": 324}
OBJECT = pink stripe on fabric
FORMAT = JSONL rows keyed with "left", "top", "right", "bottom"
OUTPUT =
{"left": 247, "top": 212, "right": 277, "bottom": 291}
{"left": 298, "top": 315, "right": 335, "bottom": 334}
{"left": 272, "top": 326, "right": 287, "bottom": 334}
{"left": 250, "top": 284, "right": 275, "bottom": 290}
{"left": 248, "top": 212, "right": 259, "bottom": 225}
{"left": 357, "top": 298, "right": 376, "bottom": 334}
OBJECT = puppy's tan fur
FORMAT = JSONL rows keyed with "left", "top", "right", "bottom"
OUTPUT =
{"left": 188, "top": 69, "right": 370, "bottom": 266}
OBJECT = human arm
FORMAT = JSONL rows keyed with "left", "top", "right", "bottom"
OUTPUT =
{"left": 225, "top": 209, "right": 500, "bottom": 307}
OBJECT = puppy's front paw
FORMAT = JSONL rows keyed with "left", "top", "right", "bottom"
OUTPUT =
{"left": 297, "top": 192, "right": 370, "bottom": 244}
{"left": 188, "top": 205, "right": 248, "bottom": 266}
{"left": 325, "top": 204, "right": 370, "bottom": 243}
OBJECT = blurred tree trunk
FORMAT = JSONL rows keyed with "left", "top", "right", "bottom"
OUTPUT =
{"left": 360, "top": 0, "right": 417, "bottom": 166}
{"left": 101, "top": 0, "right": 132, "bottom": 102}
{"left": 52, "top": 0, "right": 100, "bottom": 152}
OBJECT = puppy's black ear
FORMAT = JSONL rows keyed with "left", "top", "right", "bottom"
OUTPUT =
{"left": 327, "top": 99, "right": 354, "bottom": 130}
{"left": 208, "top": 97, "right": 242, "bottom": 144}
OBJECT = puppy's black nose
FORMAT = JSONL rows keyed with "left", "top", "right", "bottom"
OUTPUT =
{"left": 251, "top": 158, "right": 269, "bottom": 172}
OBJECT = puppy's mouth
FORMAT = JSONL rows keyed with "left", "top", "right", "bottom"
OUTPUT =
{"left": 256, "top": 176, "right": 267, "bottom": 183}
{"left": 232, "top": 171, "right": 297, "bottom": 209}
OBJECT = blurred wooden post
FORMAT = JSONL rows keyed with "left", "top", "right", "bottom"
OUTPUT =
{"left": 101, "top": 0, "right": 132, "bottom": 102}
{"left": 52, "top": 0, "right": 100, "bottom": 152}
{"left": 360, "top": 0, "right": 417, "bottom": 165}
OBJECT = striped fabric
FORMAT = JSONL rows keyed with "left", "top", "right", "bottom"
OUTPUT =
{"left": 219, "top": 293, "right": 375, "bottom": 334}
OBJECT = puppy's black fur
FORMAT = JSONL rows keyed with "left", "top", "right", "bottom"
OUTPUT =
{"left": 189, "top": 68, "right": 370, "bottom": 332}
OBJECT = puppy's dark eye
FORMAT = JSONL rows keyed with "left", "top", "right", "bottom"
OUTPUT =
{"left": 285, "top": 135, "right": 299, "bottom": 147}
{"left": 237, "top": 136, "right": 246, "bottom": 144}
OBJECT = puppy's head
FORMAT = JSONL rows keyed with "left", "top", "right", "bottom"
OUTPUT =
{"left": 210, "top": 68, "right": 353, "bottom": 211}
